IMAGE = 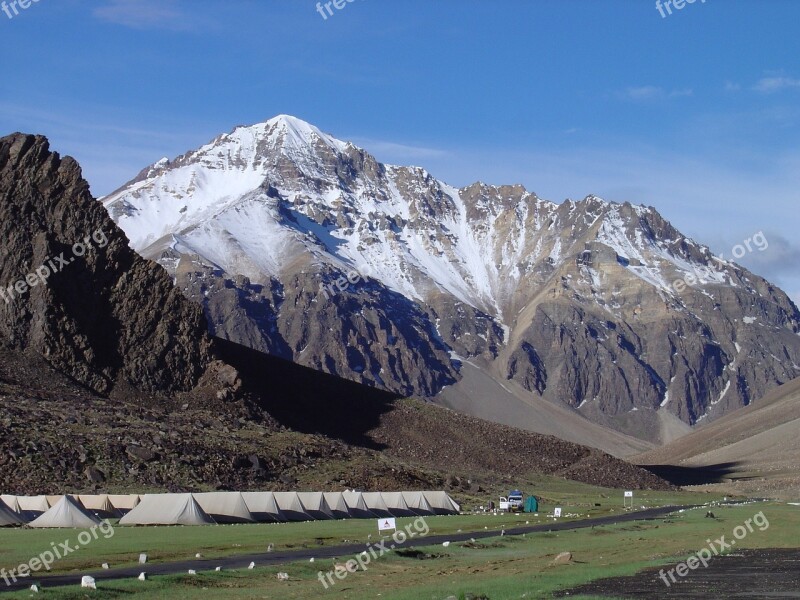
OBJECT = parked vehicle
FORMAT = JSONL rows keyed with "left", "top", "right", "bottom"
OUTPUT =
{"left": 508, "top": 490, "right": 524, "bottom": 511}
{"left": 499, "top": 490, "right": 538, "bottom": 513}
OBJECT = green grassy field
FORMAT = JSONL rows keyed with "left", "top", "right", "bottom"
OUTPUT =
{"left": 0, "top": 483, "right": 714, "bottom": 574}
{"left": 4, "top": 488, "right": 795, "bottom": 599}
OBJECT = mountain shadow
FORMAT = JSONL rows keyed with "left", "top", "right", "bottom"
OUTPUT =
{"left": 640, "top": 462, "right": 747, "bottom": 486}
{"left": 215, "top": 337, "right": 398, "bottom": 449}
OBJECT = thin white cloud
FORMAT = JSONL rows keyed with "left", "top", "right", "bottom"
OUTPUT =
{"left": 737, "top": 233, "right": 800, "bottom": 283}
{"left": 351, "top": 138, "right": 450, "bottom": 163}
{"left": 724, "top": 81, "right": 741, "bottom": 92}
{"left": 620, "top": 86, "right": 663, "bottom": 101}
{"left": 618, "top": 86, "right": 693, "bottom": 101}
{"left": 0, "top": 102, "right": 212, "bottom": 194}
{"left": 0, "top": 102, "right": 185, "bottom": 142}
{"left": 752, "top": 76, "right": 800, "bottom": 94}
{"left": 93, "top": 0, "right": 200, "bottom": 31}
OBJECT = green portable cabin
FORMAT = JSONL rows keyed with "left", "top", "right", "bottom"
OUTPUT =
{"left": 524, "top": 496, "right": 539, "bottom": 513}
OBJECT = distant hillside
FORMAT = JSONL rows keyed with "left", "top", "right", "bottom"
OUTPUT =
{"left": 218, "top": 338, "right": 671, "bottom": 492}
{"left": 637, "top": 377, "right": 800, "bottom": 496}
{"left": 0, "top": 338, "right": 671, "bottom": 495}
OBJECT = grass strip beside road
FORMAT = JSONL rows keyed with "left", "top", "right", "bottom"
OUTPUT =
{"left": 3, "top": 502, "right": 798, "bottom": 599}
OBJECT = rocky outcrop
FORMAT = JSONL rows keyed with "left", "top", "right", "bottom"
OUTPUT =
{"left": 0, "top": 133, "right": 214, "bottom": 395}
{"left": 501, "top": 201, "right": 800, "bottom": 427}
{"left": 177, "top": 260, "right": 459, "bottom": 397}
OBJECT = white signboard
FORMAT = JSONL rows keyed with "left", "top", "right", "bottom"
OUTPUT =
{"left": 378, "top": 518, "right": 397, "bottom": 532}
{"left": 624, "top": 491, "right": 634, "bottom": 498}
{"left": 553, "top": 507, "right": 562, "bottom": 518}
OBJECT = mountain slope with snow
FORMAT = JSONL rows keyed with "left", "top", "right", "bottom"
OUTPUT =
{"left": 103, "top": 115, "right": 800, "bottom": 444}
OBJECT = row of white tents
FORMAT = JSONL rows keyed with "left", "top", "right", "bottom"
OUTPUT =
{"left": 0, "top": 491, "right": 460, "bottom": 528}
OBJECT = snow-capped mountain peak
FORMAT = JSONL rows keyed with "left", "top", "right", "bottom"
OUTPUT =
{"left": 188, "top": 114, "right": 349, "bottom": 173}
{"left": 101, "top": 115, "right": 766, "bottom": 317}
{"left": 102, "top": 116, "right": 800, "bottom": 436}
{"left": 263, "top": 114, "right": 349, "bottom": 152}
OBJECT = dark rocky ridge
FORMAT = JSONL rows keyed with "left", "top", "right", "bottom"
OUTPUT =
{"left": 0, "top": 134, "right": 215, "bottom": 396}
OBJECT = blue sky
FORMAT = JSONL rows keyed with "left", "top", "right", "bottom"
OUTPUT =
{"left": 1, "top": 0, "right": 799, "bottom": 302}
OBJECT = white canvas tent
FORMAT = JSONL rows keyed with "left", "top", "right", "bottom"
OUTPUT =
{"left": 342, "top": 490, "right": 376, "bottom": 519}
{"left": 273, "top": 492, "right": 312, "bottom": 521}
{"left": 79, "top": 495, "right": 121, "bottom": 519}
{"left": 0, "top": 495, "right": 22, "bottom": 514}
{"left": 119, "top": 494, "right": 216, "bottom": 526}
{"left": 402, "top": 491, "right": 435, "bottom": 516}
{"left": 422, "top": 491, "right": 460, "bottom": 515}
{"left": 382, "top": 491, "right": 419, "bottom": 517}
{"left": 194, "top": 492, "right": 255, "bottom": 524}
{"left": 297, "top": 492, "right": 334, "bottom": 520}
{"left": 323, "top": 492, "right": 351, "bottom": 519}
{"left": 0, "top": 499, "right": 25, "bottom": 526}
{"left": 107, "top": 494, "right": 140, "bottom": 514}
{"left": 28, "top": 496, "right": 102, "bottom": 529}
{"left": 241, "top": 492, "right": 287, "bottom": 522}
{"left": 17, "top": 496, "right": 50, "bottom": 519}
{"left": 362, "top": 492, "right": 393, "bottom": 518}
{"left": 46, "top": 495, "right": 65, "bottom": 507}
